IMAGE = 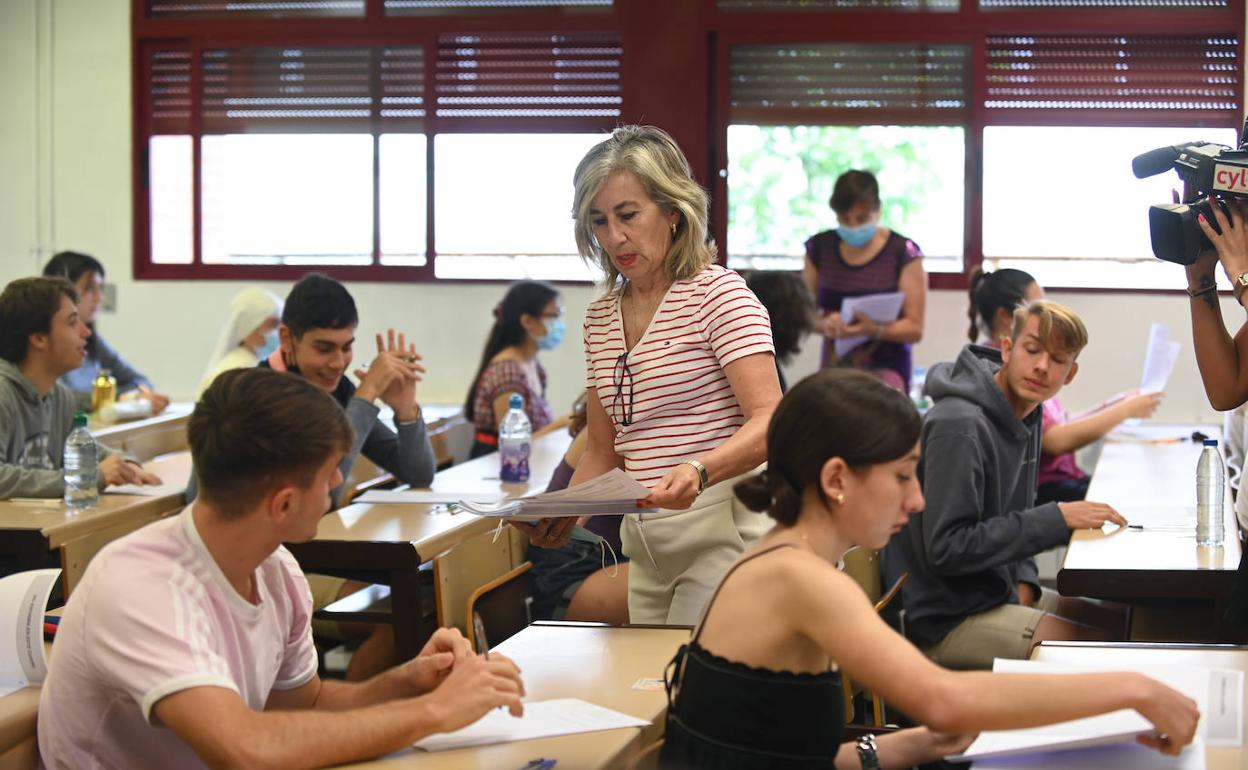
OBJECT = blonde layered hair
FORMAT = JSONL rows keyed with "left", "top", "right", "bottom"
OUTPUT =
{"left": 1011, "top": 299, "right": 1089, "bottom": 358}
{"left": 572, "top": 126, "right": 715, "bottom": 292}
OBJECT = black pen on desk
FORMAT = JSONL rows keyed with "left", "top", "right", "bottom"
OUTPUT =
{"left": 513, "top": 760, "right": 556, "bottom": 770}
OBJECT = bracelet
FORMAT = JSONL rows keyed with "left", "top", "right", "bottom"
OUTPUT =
{"left": 1187, "top": 283, "right": 1218, "bottom": 299}
{"left": 683, "top": 459, "right": 709, "bottom": 493}
{"left": 856, "top": 734, "right": 881, "bottom": 770}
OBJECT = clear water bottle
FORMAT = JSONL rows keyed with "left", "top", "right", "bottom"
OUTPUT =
{"left": 64, "top": 411, "right": 100, "bottom": 509}
{"left": 910, "top": 365, "right": 931, "bottom": 413}
{"left": 1196, "top": 438, "right": 1225, "bottom": 546}
{"left": 499, "top": 394, "right": 531, "bottom": 483}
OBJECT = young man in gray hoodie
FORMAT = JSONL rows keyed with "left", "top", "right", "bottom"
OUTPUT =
{"left": 886, "top": 299, "right": 1128, "bottom": 670}
{"left": 0, "top": 277, "right": 158, "bottom": 501}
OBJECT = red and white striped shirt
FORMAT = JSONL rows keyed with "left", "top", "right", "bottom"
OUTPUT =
{"left": 583, "top": 265, "right": 775, "bottom": 486}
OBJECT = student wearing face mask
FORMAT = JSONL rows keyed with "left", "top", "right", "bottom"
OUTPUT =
{"left": 802, "top": 170, "right": 928, "bottom": 391}
{"left": 196, "top": 287, "right": 283, "bottom": 398}
{"left": 465, "top": 281, "right": 570, "bottom": 459}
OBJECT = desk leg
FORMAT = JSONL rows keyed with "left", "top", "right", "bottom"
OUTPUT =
{"left": 391, "top": 568, "right": 433, "bottom": 662}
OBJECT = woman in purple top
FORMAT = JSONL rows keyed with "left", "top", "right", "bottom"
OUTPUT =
{"left": 802, "top": 170, "right": 928, "bottom": 391}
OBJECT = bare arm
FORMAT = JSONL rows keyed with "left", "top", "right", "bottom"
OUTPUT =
{"left": 153, "top": 652, "right": 524, "bottom": 770}
{"left": 788, "top": 558, "right": 1198, "bottom": 751}
{"left": 1192, "top": 202, "right": 1248, "bottom": 410}
{"left": 642, "top": 351, "right": 781, "bottom": 510}
{"left": 882, "top": 258, "right": 927, "bottom": 344}
{"left": 1041, "top": 392, "right": 1163, "bottom": 456}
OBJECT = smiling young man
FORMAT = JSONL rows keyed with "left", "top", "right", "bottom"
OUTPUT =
{"left": 260, "top": 273, "right": 435, "bottom": 501}
{"left": 886, "top": 299, "right": 1128, "bottom": 670}
{"left": 0, "top": 277, "right": 157, "bottom": 501}
{"left": 39, "top": 368, "right": 525, "bottom": 769}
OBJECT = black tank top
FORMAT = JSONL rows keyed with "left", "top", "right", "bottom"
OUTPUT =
{"left": 659, "top": 544, "right": 845, "bottom": 769}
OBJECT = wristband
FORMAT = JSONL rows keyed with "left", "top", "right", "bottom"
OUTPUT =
{"left": 1187, "top": 283, "right": 1218, "bottom": 300}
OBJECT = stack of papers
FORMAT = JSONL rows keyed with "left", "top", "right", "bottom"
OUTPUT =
{"left": 454, "top": 469, "right": 656, "bottom": 521}
{"left": 1, "top": 569, "right": 60, "bottom": 697}
{"left": 835, "top": 292, "right": 906, "bottom": 358}
{"left": 950, "top": 658, "right": 1243, "bottom": 769}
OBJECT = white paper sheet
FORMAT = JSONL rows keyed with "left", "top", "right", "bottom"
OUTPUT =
{"left": 354, "top": 490, "right": 502, "bottom": 505}
{"left": 412, "top": 698, "right": 649, "bottom": 751}
{"left": 1141, "top": 323, "right": 1181, "bottom": 394}
{"left": 971, "top": 740, "right": 1205, "bottom": 770}
{"left": 951, "top": 658, "right": 1240, "bottom": 763}
{"left": 104, "top": 481, "right": 185, "bottom": 497}
{"left": 835, "top": 291, "right": 906, "bottom": 358}
{"left": 454, "top": 469, "right": 655, "bottom": 520}
{"left": 0, "top": 569, "right": 60, "bottom": 694}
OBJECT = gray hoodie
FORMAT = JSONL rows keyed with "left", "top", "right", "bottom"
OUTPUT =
{"left": 0, "top": 359, "right": 118, "bottom": 499}
{"left": 884, "top": 344, "right": 1070, "bottom": 647}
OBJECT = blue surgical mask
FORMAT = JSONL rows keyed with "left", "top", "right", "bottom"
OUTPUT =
{"left": 837, "top": 222, "right": 878, "bottom": 247}
{"left": 255, "top": 328, "right": 279, "bottom": 360}
{"left": 537, "top": 317, "right": 566, "bottom": 351}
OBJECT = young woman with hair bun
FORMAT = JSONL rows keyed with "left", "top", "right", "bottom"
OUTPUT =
{"left": 659, "top": 368, "right": 1198, "bottom": 770}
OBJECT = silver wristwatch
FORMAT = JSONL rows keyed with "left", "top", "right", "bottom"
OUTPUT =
{"left": 683, "top": 459, "right": 709, "bottom": 493}
{"left": 856, "top": 734, "right": 881, "bottom": 770}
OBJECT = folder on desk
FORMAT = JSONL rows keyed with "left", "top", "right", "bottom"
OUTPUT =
{"left": 454, "top": 469, "right": 656, "bottom": 521}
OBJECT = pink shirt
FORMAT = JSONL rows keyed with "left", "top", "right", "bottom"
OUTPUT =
{"left": 1038, "top": 397, "right": 1088, "bottom": 486}
{"left": 584, "top": 265, "right": 775, "bottom": 486}
{"left": 38, "top": 507, "right": 317, "bottom": 769}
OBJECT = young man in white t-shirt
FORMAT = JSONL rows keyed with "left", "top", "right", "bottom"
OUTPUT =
{"left": 39, "top": 367, "right": 525, "bottom": 769}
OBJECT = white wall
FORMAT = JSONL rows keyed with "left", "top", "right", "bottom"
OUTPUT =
{"left": 2, "top": 0, "right": 1242, "bottom": 425}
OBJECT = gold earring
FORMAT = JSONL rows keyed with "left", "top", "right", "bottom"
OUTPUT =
{"left": 835, "top": 493, "right": 846, "bottom": 505}
{"left": 670, "top": 221, "right": 677, "bottom": 237}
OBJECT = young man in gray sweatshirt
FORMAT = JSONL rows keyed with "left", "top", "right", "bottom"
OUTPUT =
{"left": 886, "top": 300, "right": 1128, "bottom": 670}
{"left": 0, "top": 277, "right": 158, "bottom": 501}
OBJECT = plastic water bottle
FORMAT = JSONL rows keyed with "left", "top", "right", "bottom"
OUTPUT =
{"left": 910, "top": 365, "right": 931, "bottom": 413}
{"left": 499, "top": 394, "right": 531, "bottom": 483}
{"left": 63, "top": 411, "right": 99, "bottom": 509}
{"left": 1196, "top": 438, "right": 1226, "bottom": 546}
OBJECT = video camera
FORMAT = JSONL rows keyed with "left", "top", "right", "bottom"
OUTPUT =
{"left": 1134, "top": 121, "right": 1248, "bottom": 264}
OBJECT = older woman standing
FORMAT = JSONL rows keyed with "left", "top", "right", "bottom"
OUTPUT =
{"left": 524, "top": 126, "right": 781, "bottom": 625}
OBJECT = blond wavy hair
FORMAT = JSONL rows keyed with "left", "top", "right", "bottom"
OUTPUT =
{"left": 1011, "top": 299, "right": 1089, "bottom": 357}
{"left": 572, "top": 126, "right": 715, "bottom": 292}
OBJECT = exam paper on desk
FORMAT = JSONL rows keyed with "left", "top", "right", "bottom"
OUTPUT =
{"left": 949, "top": 658, "right": 1242, "bottom": 763}
{"left": 412, "top": 698, "right": 649, "bottom": 751}
{"left": 971, "top": 740, "right": 1205, "bottom": 770}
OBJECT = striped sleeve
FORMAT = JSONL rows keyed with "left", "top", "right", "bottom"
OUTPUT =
{"left": 699, "top": 270, "right": 775, "bottom": 369}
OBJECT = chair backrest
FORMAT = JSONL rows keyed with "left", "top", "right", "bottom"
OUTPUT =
{"left": 466, "top": 562, "right": 534, "bottom": 652}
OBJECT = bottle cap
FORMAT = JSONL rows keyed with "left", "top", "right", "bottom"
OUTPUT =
{"left": 509, "top": 394, "right": 524, "bottom": 409}
{"left": 73, "top": 411, "right": 89, "bottom": 428}
{"left": 1204, "top": 439, "right": 1219, "bottom": 447}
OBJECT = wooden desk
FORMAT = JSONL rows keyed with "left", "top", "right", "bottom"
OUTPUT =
{"left": 337, "top": 623, "right": 689, "bottom": 770}
{"left": 1059, "top": 425, "right": 1241, "bottom": 602}
{"left": 91, "top": 401, "right": 193, "bottom": 462}
{"left": 288, "top": 431, "right": 573, "bottom": 660}
{"left": 1032, "top": 641, "right": 1247, "bottom": 769}
{"left": 0, "top": 451, "right": 192, "bottom": 591}
{"left": 0, "top": 688, "right": 39, "bottom": 770}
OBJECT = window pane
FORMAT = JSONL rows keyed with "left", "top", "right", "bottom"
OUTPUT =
{"left": 983, "top": 125, "right": 1238, "bottom": 264}
{"left": 726, "top": 125, "right": 965, "bottom": 272}
{"left": 201, "top": 134, "right": 374, "bottom": 265}
{"left": 434, "top": 133, "right": 605, "bottom": 280}
{"left": 380, "top": 134, "right": 428, "bottom": 266}
{"left": 149, "top": 136, "right": 194, "bottom": 265}
{"left": 148, "top": 0, "right": 363, "bottom": 18}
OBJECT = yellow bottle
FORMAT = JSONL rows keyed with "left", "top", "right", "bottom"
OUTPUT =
{"left": 91, "top": 369, "right": 117, "bottom": 414}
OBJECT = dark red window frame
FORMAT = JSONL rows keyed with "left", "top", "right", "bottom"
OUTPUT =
{"left": 132, "top": 0, "right": 1245, "bottom": 289}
